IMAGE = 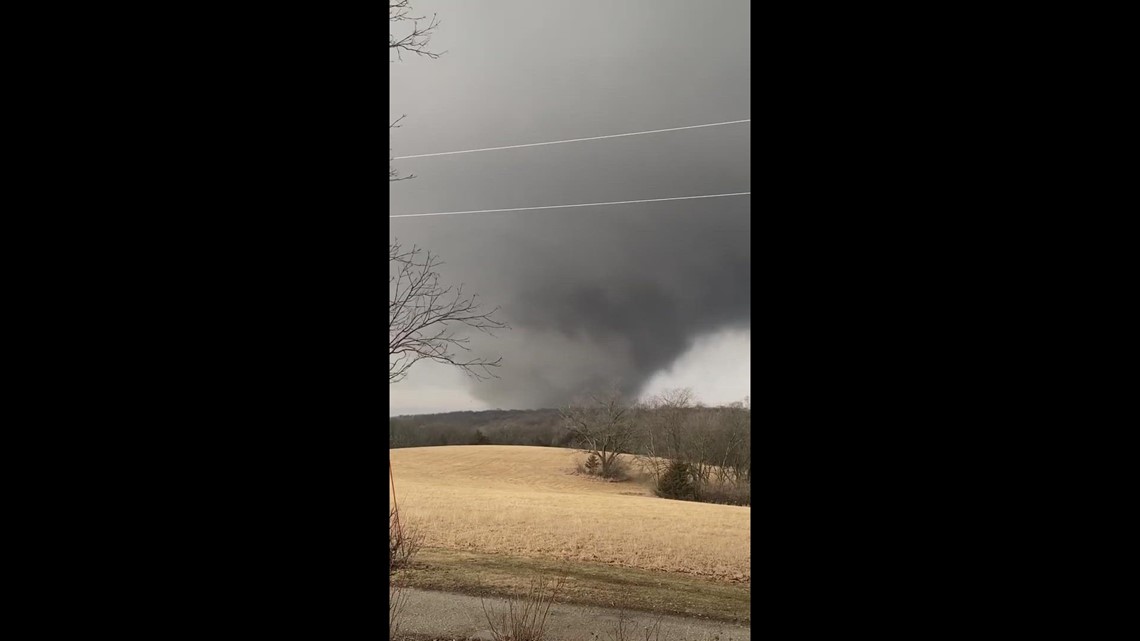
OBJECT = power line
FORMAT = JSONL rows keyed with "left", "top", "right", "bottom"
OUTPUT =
{"left": 390, "top": 191, "right": 750, "bottom": 219}
{"left": 392, "top": 119, "right": 750, "bottom": 160}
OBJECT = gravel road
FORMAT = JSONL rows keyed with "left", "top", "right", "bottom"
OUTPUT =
{"left": 395, "top": 587, "right": 750, "bottom": 641}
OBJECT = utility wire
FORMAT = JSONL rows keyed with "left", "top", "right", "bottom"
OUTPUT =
{"left": 390, "top": 192, "right": 750, "bottom": 219}
{"left": 392, "top": 119, "right": 750, "bottom": 160}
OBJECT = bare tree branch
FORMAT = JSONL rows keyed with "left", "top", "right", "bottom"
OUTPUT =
{"left": 390, "top": 114, "right": 415, "bottom": 182}
{"left": 389, "top": 240, "right": 509, "bottom": 384}
{"left": 390, "top": 0, "right": 443, "bottom": 182}
{"left": 389, "top": 0, "right": 444, "bottom": 62}
{"left": 388, "top": 5, "right": 504, "bottom": 384}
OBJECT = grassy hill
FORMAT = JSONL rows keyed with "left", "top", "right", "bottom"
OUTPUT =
{"left": 390, "top": 445, "right": 751, "bottom": 622}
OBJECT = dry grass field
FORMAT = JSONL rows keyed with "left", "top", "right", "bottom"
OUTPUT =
{"left": 390, "top": 445, "right": 750, "bottom": 583}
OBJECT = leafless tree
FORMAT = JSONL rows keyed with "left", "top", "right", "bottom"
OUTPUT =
{"left": 561, "top": 387, "right": 638, "bottom": 479}
{"left": 390, "top": 241, "right": 508, "bottom": 384}
{"left": 721, "top": 406, "right": 751, "bottom": 484}
{"left": 635, "top": 389, "right": 752, "bottom": 493}
{"left": 636, "top": 388, "right": 694, "bottom": 483}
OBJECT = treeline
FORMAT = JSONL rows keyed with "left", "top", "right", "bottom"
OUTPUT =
{"left": 389, "top": 401, "right": 750, "bottom": 482}
{"left": 635, "top": 392, "right": 751, "bottom": 505}
{"left": 562, "top": 389, "right": 751, "bottom": 505}
{"left": 389, "top": 409, "right": 573, "bottom": 448}
{"left": 389, "top": 394, "right": 751, "bottom": 506}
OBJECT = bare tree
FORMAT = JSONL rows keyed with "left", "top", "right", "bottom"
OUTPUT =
{"left": 635, "top": 389, "right": 752, "bottom": 491}
{"left": 720, "top": 406, "right": 751, "bottom": 484}
{"left": 636, "top": 388, "right": 694, "bottom": 483}
{"left": 390, "top": 241, "right": 508, "bottom": 384}
{"left": 561, "top": 387, "right": 638, "bottom": 479}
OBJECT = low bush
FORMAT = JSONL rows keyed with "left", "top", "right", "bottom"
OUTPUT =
{"left": 595, "top": 607, "right": 667, "bottom": 641}
{"left": 654, "top": 461, "right": 697, "bottom": 501}
{"left": 602, "top": 455, "right": 631, "bottom": 481}
{"left": 481, "top": 575, "right": 567, "bottom": 641}
{"left": 575, "top": 458, "right": 591, "bottom": 475}
{"left": 389, "top": 579, "right": 409, "bottom": 638}
{"left": 653, "top": 462, "right": 750, "bottom": 505}
{"left": 389, "top": 506, "right": 424, "bottom": 638}
{"left": 389, "top": 507, "right": 424, "bottom": 572}
{"left": 584, "top": 452, "right": 600, "bottom": 474}
{"left": 577, "top": 453, "right": 632, "bottom": 482}
{"left": 695, "top": 480, "right": 751, "bottom": 506}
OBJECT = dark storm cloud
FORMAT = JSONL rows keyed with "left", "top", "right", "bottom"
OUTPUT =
{"left": 390, "top": 0, "right": 750, "bottom": 408}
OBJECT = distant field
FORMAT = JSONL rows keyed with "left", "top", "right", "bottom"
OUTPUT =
{"left": 390, "top": 445, "right": 750, "bottom": 583}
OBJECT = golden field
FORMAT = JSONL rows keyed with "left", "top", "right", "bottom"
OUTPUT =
{"left": 389, "top": 445, "right": 750, "bottom": 583}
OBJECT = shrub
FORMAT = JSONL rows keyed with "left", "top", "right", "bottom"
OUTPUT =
{"left": 389, "top": 507, "right": 424, "bottom": 572}
{"left": 597, "top": 607, "right": 667, "bottom": 641}
{"left": 655, "top": 461, "right": 697, "bottom": 501}
{"left": 695, "top": 480, "right": 751, "bottom": 506}
{"left": 584, "top": 453, "right": 600, "bottom": 474}
{"left": 389, "top": 507, "right": 422, "bottom": 639}
{"left": 602, "top": 455, "right": 631, "bottom": 481}
{"left": 481, "top": 575, "right": 567, "bottom": 641}
{"left": 389, "top": 579, "right": 409, "bottom": 638}
{"left": 577, "top": 453, "right": 632, "bottom": 481}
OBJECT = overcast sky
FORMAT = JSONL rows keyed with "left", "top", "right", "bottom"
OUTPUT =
{"left": 390, "top": 0, "right": 750, "bottom": 416}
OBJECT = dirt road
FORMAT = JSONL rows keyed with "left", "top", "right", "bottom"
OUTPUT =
{"left": 395, "top": 587, "right": 750, "bottom": 641}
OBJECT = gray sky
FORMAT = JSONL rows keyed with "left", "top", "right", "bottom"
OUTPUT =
{"left": 390, "top": 0, "right": 750, "bottom": 415}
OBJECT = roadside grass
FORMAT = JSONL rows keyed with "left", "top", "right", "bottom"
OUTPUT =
{"left": 394, "top": 547, "right": 750, "bottom": 624}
